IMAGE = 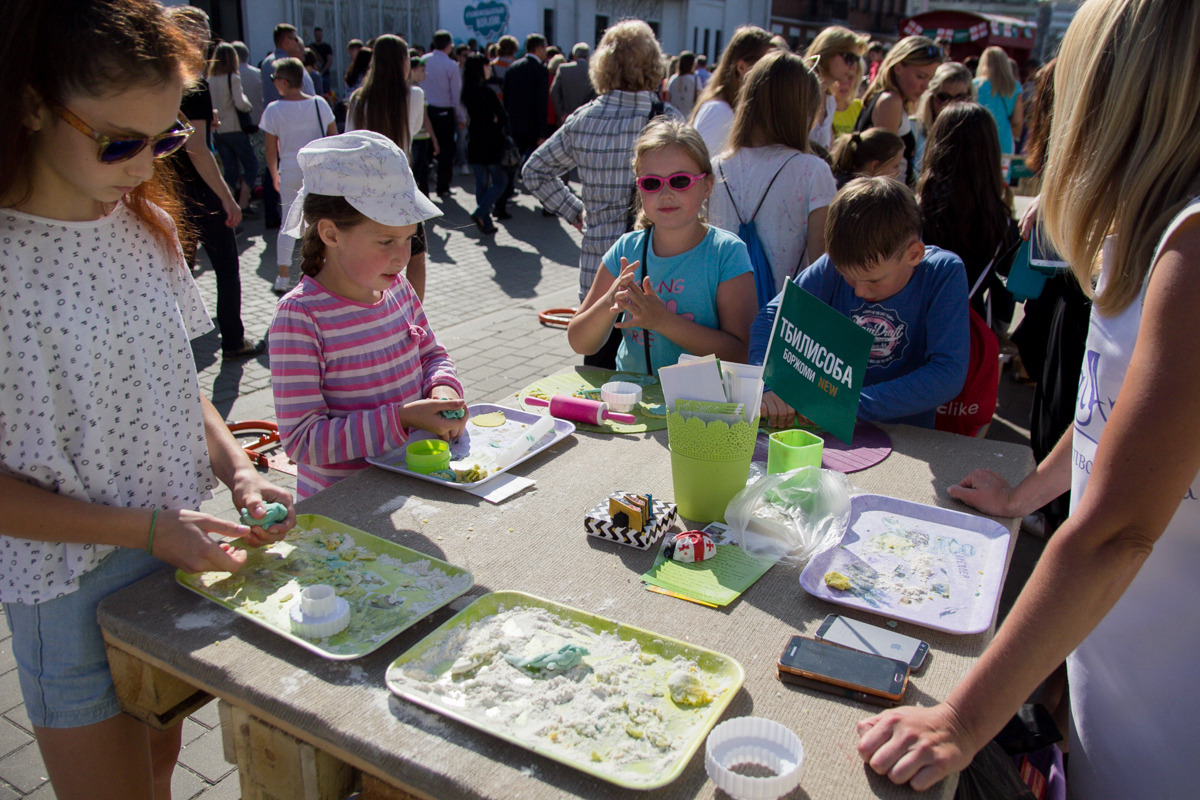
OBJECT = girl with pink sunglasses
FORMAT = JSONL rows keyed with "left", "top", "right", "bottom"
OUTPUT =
{"left": 567, "top": 118, "right": 756, "bottom": 375}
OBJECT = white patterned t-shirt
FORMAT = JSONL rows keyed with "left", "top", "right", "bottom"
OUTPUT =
{"left": 0, "top": 203, "right": 216, "bottom": 603}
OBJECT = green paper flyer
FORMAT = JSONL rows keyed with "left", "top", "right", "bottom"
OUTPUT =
{"left": 641, "top": 525, "right": 776, "bottom": 607}
{"left": 762, "top": 282, "right": 873, "bottom": 444}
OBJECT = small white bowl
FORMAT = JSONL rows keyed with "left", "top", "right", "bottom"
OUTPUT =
{"left": 600, "top": 381, "right": 643, "bottom": 412}
{"left": 705, "top": 716, "right": 804, "bottom": 800}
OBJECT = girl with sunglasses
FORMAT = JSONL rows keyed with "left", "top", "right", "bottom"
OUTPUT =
{"left": 803, "top": 26, "right": 867, "bottom": 152}
{"left": 854, "top": 35, "right": 943, "bottom": 186}
{"left": 912, "top": 61, "right": 973, "bottom": 174}
{"left": 0, "top": 2, "right": 295, "bottom": 797}
{"left": 567, "top": 118, "right": 756, "bottom": 374}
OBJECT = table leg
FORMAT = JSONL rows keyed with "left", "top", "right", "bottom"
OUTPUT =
{"left": 220, "top": 700, "right": 357, "bottom": 800}
{"left": 361, "top": 773, "right": 430, "bottom": 800}
{"left": 104, "top": 638, "right": 212, "bottom": 730}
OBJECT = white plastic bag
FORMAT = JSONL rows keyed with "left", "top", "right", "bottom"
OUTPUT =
{"left": 724, "top": 465, "right": 851, "bottom": 565}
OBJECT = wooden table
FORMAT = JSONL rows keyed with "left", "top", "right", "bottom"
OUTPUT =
{"left": 98, "top": 422, "right": 1032, "bottom": 800}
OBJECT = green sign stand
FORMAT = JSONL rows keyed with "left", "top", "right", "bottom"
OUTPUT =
{"left": 762, "top": 282, "right": 872, "bottom": 444}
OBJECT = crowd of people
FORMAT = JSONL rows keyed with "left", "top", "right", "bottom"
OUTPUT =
{"left": 1, "top": 0, "right": 1197, "bottom": 798}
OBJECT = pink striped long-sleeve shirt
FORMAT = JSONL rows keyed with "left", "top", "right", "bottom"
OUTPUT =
{"left": 269, "top": 275, "right": 463, "bottom": 498}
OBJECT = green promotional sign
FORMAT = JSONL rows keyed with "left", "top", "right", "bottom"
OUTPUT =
{"left": 762, "top": 282, "right": 872, "bottom": 444}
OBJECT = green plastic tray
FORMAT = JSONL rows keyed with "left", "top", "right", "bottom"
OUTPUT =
{"left": 176, "top": 514, "right": 473, "bottom": 660}
{"left": 385, "top": 591, "right": 744, "bottom": 789}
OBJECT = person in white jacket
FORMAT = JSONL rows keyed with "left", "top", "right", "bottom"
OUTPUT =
{"left": 208, "top": 42, "right": 258, "bottom": 212}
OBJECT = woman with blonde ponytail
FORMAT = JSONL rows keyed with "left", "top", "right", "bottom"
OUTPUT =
{"left": 857, "top": 3, "right": 1200, "bottom": 797}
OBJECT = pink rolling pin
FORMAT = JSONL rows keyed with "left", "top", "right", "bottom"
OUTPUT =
{"left": 522, "top": 394, "right": 637, "bottom": 424}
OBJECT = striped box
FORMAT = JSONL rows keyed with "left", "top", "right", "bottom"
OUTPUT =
{"left": 584, "top": 495, "right": 678, "bottom": 549}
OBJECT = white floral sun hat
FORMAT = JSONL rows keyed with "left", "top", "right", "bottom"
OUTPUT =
{"left": 281, "top": 130, "right": 442, "bottom": 238}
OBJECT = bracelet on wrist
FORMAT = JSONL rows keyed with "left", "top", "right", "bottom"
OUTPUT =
{"left": 146, "top": 508, "right": 159, "bottom": 555}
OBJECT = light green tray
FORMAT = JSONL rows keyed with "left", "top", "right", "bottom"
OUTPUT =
{"left": 176, "top": 514, "right": 473, "bottom": 660}
{"left": 385, "top": 591, "right": 744, "bottom": 789}
{"left": 516, "top": 370, "right": 666, "bottom": 433}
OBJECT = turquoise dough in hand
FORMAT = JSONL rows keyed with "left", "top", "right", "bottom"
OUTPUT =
{"left": 439, "top": 407, "right": 466, "bottom": 419}
{"left": 239, "top": 502, "right": 289, "bottom": 527}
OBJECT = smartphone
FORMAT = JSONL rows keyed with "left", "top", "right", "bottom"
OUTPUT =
{"left": 815, "top": 614, "right": 929, "bottom": 670}
{"left": 1029, "top": 226, "right": 1069, "bottom": 273}
{"left": 777, "top": 636, "right": 908, "bottom": 706}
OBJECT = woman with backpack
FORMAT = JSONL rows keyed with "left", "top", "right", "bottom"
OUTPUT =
{"left": 708, "top": 51, "right": 836, "bottom": 302}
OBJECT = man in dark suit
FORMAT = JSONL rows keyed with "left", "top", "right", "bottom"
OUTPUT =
{"left": 551, "top": 43, "right": 597, "bottom": 121}
{"left": 496, "top": 33, "right": 549, "bottom": 217}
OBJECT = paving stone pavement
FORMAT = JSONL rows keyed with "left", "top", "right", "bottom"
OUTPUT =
{"left": 0, "top": 175, "right": 587, "bottom": 799}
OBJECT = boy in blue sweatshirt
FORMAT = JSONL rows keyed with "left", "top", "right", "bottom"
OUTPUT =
{"left": 748, "top": 177, "right": 969, "bottom": 428}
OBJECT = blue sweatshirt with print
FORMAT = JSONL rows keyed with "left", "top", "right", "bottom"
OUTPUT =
{"left": 749, "top": 246, "right": 969, "bottom": 428}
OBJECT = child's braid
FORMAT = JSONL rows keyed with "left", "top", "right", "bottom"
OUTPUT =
{"left": 299, "top": 226, "right": 326, "bottom": 277}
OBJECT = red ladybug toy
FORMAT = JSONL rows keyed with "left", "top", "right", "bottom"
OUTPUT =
{"left": 663, "top": 530, "right": 716, "bottom": 563}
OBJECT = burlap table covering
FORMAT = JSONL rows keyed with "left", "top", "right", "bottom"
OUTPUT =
{"left": 98, "top": 422, "right": 1032, "bottom": 799}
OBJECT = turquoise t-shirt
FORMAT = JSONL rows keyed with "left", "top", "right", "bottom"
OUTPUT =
{"left": 602, "top": 225, "right": 752, "bottom": 374}
{"left": 973, "top": 77, "right": 1020, "bottom": 156}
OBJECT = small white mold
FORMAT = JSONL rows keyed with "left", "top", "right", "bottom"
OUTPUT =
{"left": 600, "top": 381, "right": 643, "bottom": 412}
{"left": 289, "top": 584, "right": 351, "bottom": 639}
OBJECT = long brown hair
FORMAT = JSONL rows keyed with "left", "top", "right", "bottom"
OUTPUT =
{"left": 690, "top": 26, "right": 774, "bottom": 117}
{"left": 1, "top": 0, "right": 201, "bottom": 250}
{"left": 1023, "top": 59, "right": 1055, "bottom": 176}
{"left": 916, "top": 103, "right": 1011, "bottom": 271}
{"left": 350, "top": 35, "right": 412, "bottom": 151}
{"left": 726, "top": 51, "right": 820, "bottom": 154}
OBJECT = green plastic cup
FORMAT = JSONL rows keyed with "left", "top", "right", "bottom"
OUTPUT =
{"left": 766, "top": 429, "right": 824, "bottom": 474}
{"left": 405, "top": 439, "right": 450, "bottom": 474}
{"left": 669, "top": 448, "right": 754, "bottom": 525}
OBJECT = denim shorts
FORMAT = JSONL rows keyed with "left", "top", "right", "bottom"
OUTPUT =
{"left": 4, "top": 547, "right": 165, "bottom": 728}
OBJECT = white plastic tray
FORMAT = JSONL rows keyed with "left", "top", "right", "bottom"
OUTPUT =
{"left": 799, "top": 494, "right": 1011, "bottom": 634}
{"left": 367, "top": 403, "right": 574, "bottom": 490}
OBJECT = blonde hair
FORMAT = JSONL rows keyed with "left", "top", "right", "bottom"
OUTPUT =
{"left": 862, "top": 35, "right": 941, "bottom": 108}
{"left": 977, "top": 46, "right": 1017, "bottom": 98}
{"left": 916, "top": 61, "right": 974, "bottom": 133}
{"left": 691, "top": 26, "right": 775, "bottom": 116}
{"left": 805, "top": 26, "right": 867, "bottom": 79}
{"left": 1043, "top": 0, "right": 1200, "bottom": 314}
{"left": 589, "top": 19, "right": 663, "bottom": 94}
{"left": 727, "top": 50, "right": 821, "bottom": 154}
{"left": 631, "top": 118, "right": 712, "bottom": 230}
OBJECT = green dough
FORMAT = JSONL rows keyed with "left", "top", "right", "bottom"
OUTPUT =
{"left": 504, "top": 644, "right": 589, "bottom": 672}
{"left": 439, "top": 408, "right": 466, "bottom": 419}
{"left": 642, "top": 403, "right": 668, "bottom": 418}
{"left": 240, "top": 502, "right": 288, "bottom": 527}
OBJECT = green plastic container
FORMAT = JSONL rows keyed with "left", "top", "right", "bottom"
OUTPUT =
{"left": 766, "top": 428, "right": 824, "bottom": 474}
{"left": 666, "top": 412, "right": 758, "bottom": 524}
{"left": 405, "top": 439, "right": 450, "bottom": 474}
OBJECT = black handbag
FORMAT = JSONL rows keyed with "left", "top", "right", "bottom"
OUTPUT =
{"left": 500, "top": 132, "right": 521, "bottom": 169}
{"left": 228, "top": 74, "right": 258, "bottom": 134}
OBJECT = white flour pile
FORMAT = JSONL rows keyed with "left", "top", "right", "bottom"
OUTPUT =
{"left": 387, "top": 606, "right": 733, "bottom": 782}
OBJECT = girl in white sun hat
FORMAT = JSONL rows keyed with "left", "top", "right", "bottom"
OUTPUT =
{"left": 268, "top": 130, "right": 468, "bottom": 499}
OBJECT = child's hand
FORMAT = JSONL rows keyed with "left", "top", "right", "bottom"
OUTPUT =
{"left": 761, "top": 391, "right": 798, "bottom": 429}
{"left": 612, "top": 274, "right": 667, "bottom": 332}
{"left": 153, "top": 510, "right": 257, "bottom": 574}
{"left": 398, "top": 397, "right": 468, "bottom": 441}
{"left": 230, "top": 468, "right": 296, "bottom": 547}
{"left": 604, "top": 258, "right": 640, "bottom": 309}
{"left": 429, "top": 387, "right": 469, "bottom": 440}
